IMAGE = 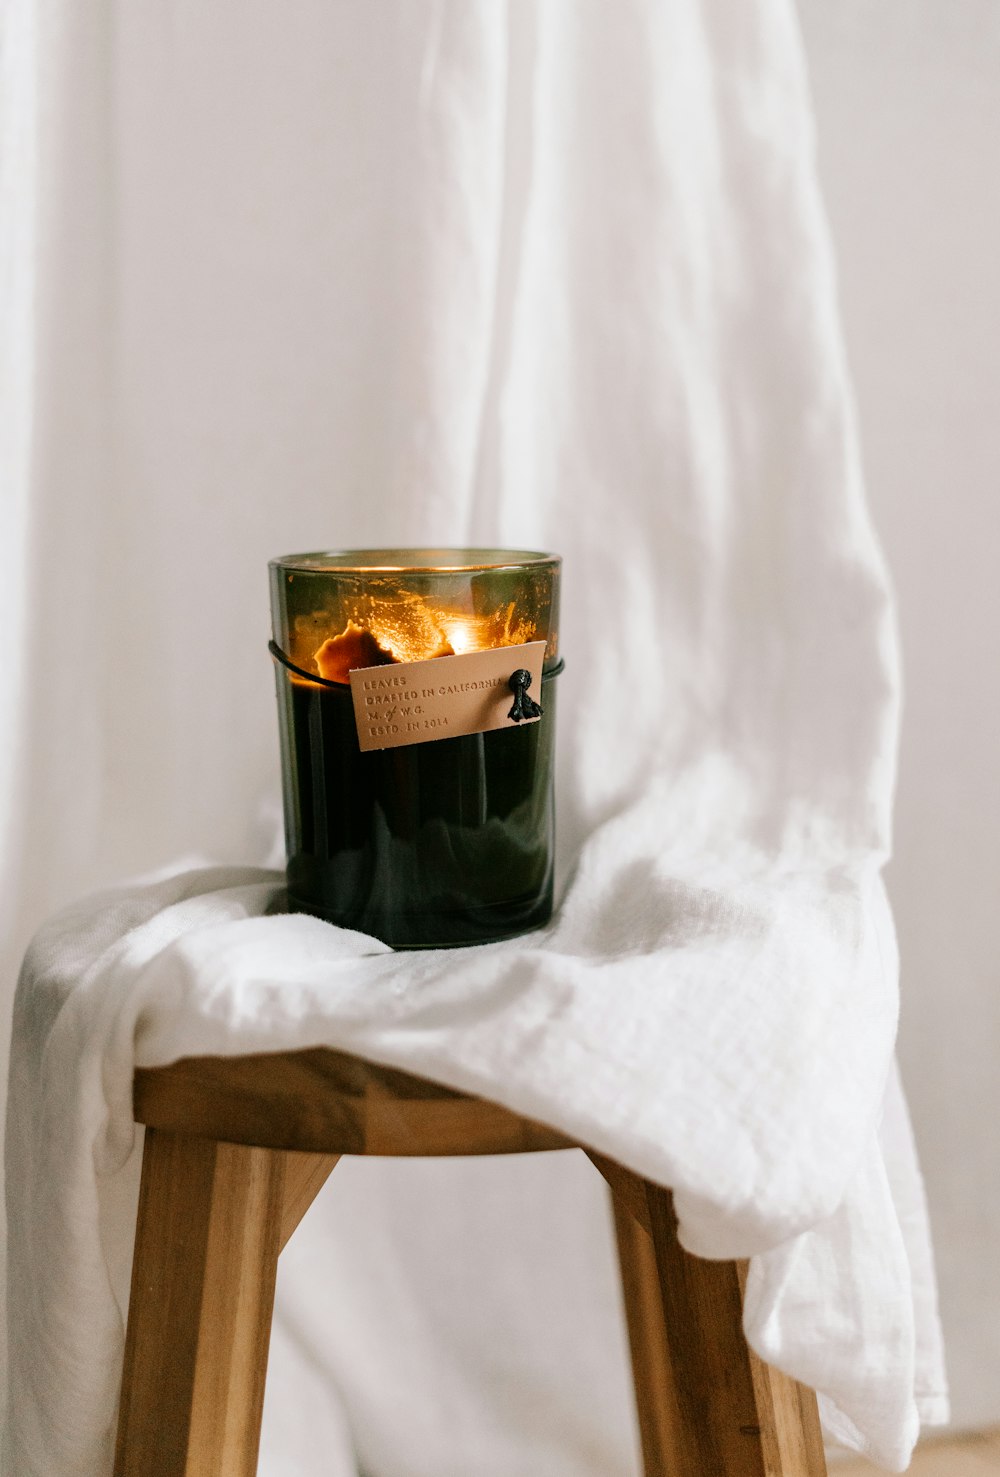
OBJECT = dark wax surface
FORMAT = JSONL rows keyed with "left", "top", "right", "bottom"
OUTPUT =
{"left": 275, "top": 670, "right": 556, "bottom": 948}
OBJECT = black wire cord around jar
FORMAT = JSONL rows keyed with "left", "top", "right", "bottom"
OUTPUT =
{"left": 268, "top": 640, "right": 348, "bottom": 687}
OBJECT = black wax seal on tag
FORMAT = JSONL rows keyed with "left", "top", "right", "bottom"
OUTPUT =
{"left": 507, "top": 669, "right": 542, "bottom": 722}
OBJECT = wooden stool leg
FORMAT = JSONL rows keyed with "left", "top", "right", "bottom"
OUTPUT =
{"left": 610, "top": 1190, "right": 687, "bottom": 1475}
{"left": 114, "top": 1127, "right": 286, "bottom": 1477}
{"left": 594, "top": 1160, "right": 828, "bottom": 1477}
{"left": 279, "top": 1150, "right": 340, "bottom": 1251}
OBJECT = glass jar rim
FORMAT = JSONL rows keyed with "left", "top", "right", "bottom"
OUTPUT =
{"left": 270, "top": 547, "right": 561, "bottom": 575}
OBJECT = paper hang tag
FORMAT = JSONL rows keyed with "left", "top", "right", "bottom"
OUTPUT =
{"left": 348, "top": 640, "right": 547, "bottom": 752}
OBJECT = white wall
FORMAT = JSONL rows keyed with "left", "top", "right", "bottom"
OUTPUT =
{"left": 800, "top": 1, "right": 1000, "bottom": 1430}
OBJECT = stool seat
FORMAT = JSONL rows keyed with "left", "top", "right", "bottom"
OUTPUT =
{"left": 116, "top": 1049, "right": 829, "bottom": 1477}
{"left": 134, "top": 1047, "right": 574, "bottom": 1157}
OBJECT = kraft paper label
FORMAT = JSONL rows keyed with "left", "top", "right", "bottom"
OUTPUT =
{"left": 348, "top": 641, "right": 546, "bottom": 752}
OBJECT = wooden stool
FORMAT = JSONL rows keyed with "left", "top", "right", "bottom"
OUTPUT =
{"left": 114, "top": 1048, "right": 828, "bottom": 1476}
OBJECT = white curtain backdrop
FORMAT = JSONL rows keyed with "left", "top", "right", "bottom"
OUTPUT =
{"left": 0, "top": 1, "right": 959, "bottom": 1472}
{"left": 799, "top": 0, "right": 1000, "bottom": 1431}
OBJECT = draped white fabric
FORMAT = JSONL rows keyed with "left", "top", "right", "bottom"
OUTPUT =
{"left": 2, "top": 2, "right": 947, "bottom": 1474}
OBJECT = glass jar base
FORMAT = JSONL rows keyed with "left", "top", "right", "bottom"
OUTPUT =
{"left": 284, "top": 886, "right": 554, "bottom": 950}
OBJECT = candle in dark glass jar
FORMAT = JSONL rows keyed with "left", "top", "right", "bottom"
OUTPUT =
{"left": 269, "top": 549, "right": 561, "bottom": 949}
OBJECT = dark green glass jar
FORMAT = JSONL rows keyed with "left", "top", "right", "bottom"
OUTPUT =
{"left": 269, "top": 549, "right": 561, "bottom": 948}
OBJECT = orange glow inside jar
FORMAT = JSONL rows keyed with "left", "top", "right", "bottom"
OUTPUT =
{"left": 269, "top": 548, "right": 562, "bottom": 948}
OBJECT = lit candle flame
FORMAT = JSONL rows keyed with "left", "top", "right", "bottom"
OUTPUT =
{"left": 301, "top": 600, "right": 537, "bottom": 685}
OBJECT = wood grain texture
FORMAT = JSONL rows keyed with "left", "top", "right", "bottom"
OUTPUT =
{"left": 588, "top": 1150, "right": 653, "bottom": 1233}
{"left": 606, "top": 1169, "right": 828, "bottom": 1477}
{"left": 737, "top": 1264, "right": 829, "bottom": 1477}
{"left": 279, "top": 1151, "right": 340, "bottom": 1252}
{"left": 120, "top": 1052, "right": 829, "bottom": 1477}
{"left": 610, "top": 1188, "right": 687, "bottom": 1476}
{"left": 133, "top": 1048, "right": 573, "bottom": 1156}
{"left": 114, "top": 1129, "right": 285, "bottom": 1477}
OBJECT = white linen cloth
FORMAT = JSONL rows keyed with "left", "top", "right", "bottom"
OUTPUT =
{"left": 2, "top": 0, "right": 947, "bottom": 1473}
